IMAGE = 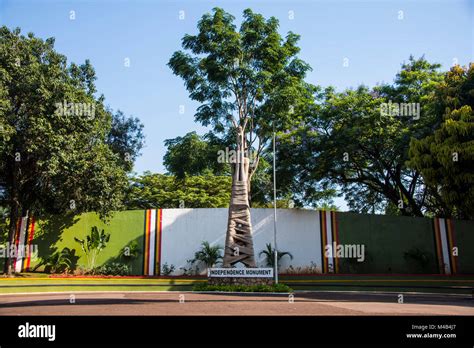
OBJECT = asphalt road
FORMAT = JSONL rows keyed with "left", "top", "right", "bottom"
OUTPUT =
{"left": 0, "top": 291, "right": 473, "bottom": 315}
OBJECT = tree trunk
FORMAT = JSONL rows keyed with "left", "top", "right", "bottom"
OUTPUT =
{"left": 222, "top": 126, "right": 256, "bottom": 267}
{"left": 3, "top": 159, "right": 22, "bottom": 275}
{"left": 5, "top": 196, "right": 20, "bottom": 275}
{"left": 4, "top": 158, "right": 21, "bottom": 275}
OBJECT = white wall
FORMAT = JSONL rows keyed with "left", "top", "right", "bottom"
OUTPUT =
{"left": 161, "top": 208, "right": 321, "bottom": 275}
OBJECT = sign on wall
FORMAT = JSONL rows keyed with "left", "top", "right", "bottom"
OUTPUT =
{"left": 208, "top": 268, "right": 274, "bottom": 278}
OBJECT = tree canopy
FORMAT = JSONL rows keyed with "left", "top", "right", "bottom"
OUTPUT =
{"left": 0, "top": 26, "right": 144, "bottom": 272}
{"left": 276, "top": 56, "right": 450, "bottom": 216}
{"left": 168, "top": 7, "right": 316, "bottom": 185}
{"left": 0, "top": 26, "right": 144, "bottom": 219}
{"left": 409, "top": 63, "right": 474, "bottom": 219}
{"left": 125, "top": 173, "right": 231, "bottom": 209}
{"left": 163, "top": 131, "right": 229, "bottom": 178}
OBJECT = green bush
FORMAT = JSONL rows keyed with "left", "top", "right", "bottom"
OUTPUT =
{"left": 404, "top": 247, "right": 433, "bottom": 273}
{"left": 93, "top": 263, "right": 130, "bottom": 276}
{"left": 74, "top": 226, "right": 111, "bottom": 271}
{"left": 193, "top": 282, "right": 292, "bottom": 293}
{"left": 33, "top": 247, "right": 75, "bottom": 274}
{"left": 161, "top": 262, "right": 175, "bottom": 276}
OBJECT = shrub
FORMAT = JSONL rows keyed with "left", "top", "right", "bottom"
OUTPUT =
{"left": 180, "top": 258, "right": 200, "bottom": 275}
{"left": 193, "top": 241, "right": 223, "bottom": 271}
{"left": 259, "top": 243, "right": 293, "bottom": 268}
{"left": 33, "top": 247, "right": 75, "bottom": 274}
{"left": 161, "top": 263, "right": 175, "bottom": 276}
{"left": 93, "top": 263, "right": 130, "bottom": 276}
{"left": 121, "top": 241, "right": 141, "bottom": 261}
{"left": 283, "top": 261, "right": 321, "bottom": 274}
{"left": 74, "top": 226, "right": 110, "bottom": 271}
{"left": 193, "top": 282, "right": 292, "bottom": 293}
{"left": 404, "top": 247, "right": 432, "bottom": 273}
{"left": 73, "top": 266, "right": 88, "bottom": 276}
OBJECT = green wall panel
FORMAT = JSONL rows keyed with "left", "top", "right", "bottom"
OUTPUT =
{"left": 337, "top": 212, "right": 438, "bottom": 274}
{"left": 31, "top": 210, "right": 145, "bottom": 275}
{"left": 453, "top": 220, "right": 474, "bottom": 274}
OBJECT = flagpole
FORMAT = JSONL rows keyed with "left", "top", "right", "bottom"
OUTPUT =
{"left": 273, "top": 127, "right": 278, "bottom": 284}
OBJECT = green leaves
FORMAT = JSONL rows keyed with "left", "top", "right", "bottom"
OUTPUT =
{"left": 125, "top": 173, "right": 232, "bottom": 209}
{"left": 33, "top": 247, "right": 75, "bottom": 274}
{"left": 163, "top": 131, "right": 229, "bottom": 179}
{"left": 168, "top": 8, "right": 315, "bottom": 183}
{"left": 193, "top": 241, "right": 223, "bottom": 270}
{"left": 0, "top": 26, "right": 144, "bottom": 225}
{"left": 258, "top": 243, "right": 293, "bottom": 268}
{"left": 277, "top": 56, "right": 446, "bottom": 215}
{"left": 74, "top": 226, "right": 110, "bottom": 270}
{"left": 408, "top": 64, "right": 474, "bottom": 219}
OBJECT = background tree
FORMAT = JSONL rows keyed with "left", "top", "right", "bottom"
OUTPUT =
{"left": 277, "top": 56, "right": 444, "bottom": 216}
{"left": 168, "top": 8, "right": 315, "bottom": 267}
{"left": 125, "top": 172, "right": 231, "bottom": 209}
{"left": 0, "top": 27, "right": 144, "bottom": 274}
{"left": 163, "top": 131, "right": 229, "bottom": 178}
{"left": 107, "top": 110, "right": 144, "bottom": 172}
{"left": 409, "top": 64, "right": 474, "bottom": 219}
{"left": 163, "top": 131, "right": 274, "bottom": 206}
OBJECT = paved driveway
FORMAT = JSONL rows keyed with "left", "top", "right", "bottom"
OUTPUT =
{"left": 0, "top": 291, "right": 473, "bottom": 315}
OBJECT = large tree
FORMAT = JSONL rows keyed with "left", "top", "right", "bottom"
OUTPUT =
{"left": 168, "top": 8, "right": 315, "bottom": 267}
{"left": 276, "top": 56, "right": 444, "bottom": 216}
{"left": 409, "top": 63, "right": 474, "bottom": 219}
{"left": 0, "top": 27, "right": 144, "bottom": 274}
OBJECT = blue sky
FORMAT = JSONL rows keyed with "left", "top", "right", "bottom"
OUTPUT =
{"left": 1, "top": 0, "right": 473, "bottom": 209}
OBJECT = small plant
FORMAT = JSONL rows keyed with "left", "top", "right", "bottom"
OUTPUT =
{"left": 180, "top": 258, "right": 200, "bottom": 275}
{"left": 93, "top": 263, "right": 130, "bottom": 276}
{"left": 404, "top": 247, "right": 432, "bottom": 273}
{"left": 259, "top": 243, "right": 293, "bottom": 269}
{"left": 193, "top": 241, "right": 223, "bottom": 272}
{"left": 74, "top": 226, "right": 110, "bottom": 271}
{"left": 161, "top": 263, "right": 175, "bottom": 276}
{"left": 121, "top": 241, "right": 141, "bottom": 260}
{"left": 73, "top": 266, "right": 88, "bottom": 276}
{"left": 284, "top": 261, "right": 321, "bottom": 274}
{"left": 193, "top": 283, "right": 292, "bottom": 293}
{"left": 121, "top": 240, "right": 141, "bottom": 273}
{"left": 33, "top": 247, "right": 75, "bottom": 274}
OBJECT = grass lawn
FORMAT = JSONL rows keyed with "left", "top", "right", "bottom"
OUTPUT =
{"left": 0, "top": 273, "right": 472, "bottom": 295}
{"left": 282, "top": 275, "right": 474, "bottom": 295}
{"left": 0, "top": 273, "right": 204, "bottom": 293}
